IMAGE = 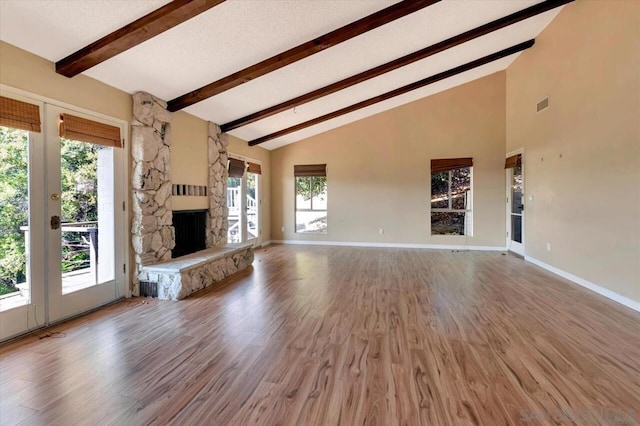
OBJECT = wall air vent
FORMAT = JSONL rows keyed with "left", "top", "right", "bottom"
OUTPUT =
{"left": 537, "top": 97, "right": 549, "bottom": 112}
{"left": 139, "top": 280, "right": 157, "bottom": 298}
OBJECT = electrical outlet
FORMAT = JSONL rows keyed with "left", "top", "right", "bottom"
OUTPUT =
{"left": 379, "top": 228, "right": 384, "bottom": 235}
{"left": 546, "top": 242, "right": 551, "bottom": 251}
{"left": 281, "top": 226, "right": 285, "bottom": 233}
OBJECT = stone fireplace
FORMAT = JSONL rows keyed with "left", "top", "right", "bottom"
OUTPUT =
{"left": 130, "top": 92, "right": 253, "bottom": 300}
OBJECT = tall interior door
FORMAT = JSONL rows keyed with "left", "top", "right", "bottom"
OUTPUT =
{"left": 227, "top": 157, "right": 261, "bottom": 245}
{"left": 506, "top": 152, "right": 524, "bottom": 255}
{"left": 0, "top": 93, "right": 126, "bottom": 341}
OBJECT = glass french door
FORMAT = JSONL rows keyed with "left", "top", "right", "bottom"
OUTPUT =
{"left": 0, "top": 117, "right": 46, "bottom": 340}
{"left": 0, "top": 97, "right": 126, "bottom": 341}
{"left": 507, "top": 155, "right": 524, "bottom": 255}
{"left": 227, "top": 158, "right": 260, "bottom": 245}
{"left": 45, "top": 105, "right": 126, "bottom": 323}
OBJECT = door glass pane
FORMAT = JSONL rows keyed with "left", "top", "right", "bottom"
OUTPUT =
{"left": 511, "top": 214, "right": 522, "bottom": 243}
{"left": 60, "top": 138, "right": 114, "bottom": 294}
{"left": 227, "top": 177, "right": 242, "bottom": 243}
{"left": 511, "top": 164, "right": 523, "bottom": 214}
{"left": 246, "top": 172, "right": 259, "bottom": 240}
{"left": 0, "top": 126, "right": 30, "bottom": 309}
{"left": 510, "top": 164, "right": 523, "bottom": 244}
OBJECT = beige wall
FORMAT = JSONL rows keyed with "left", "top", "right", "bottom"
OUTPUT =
{"left": 228, "top": 135, "right": 272, "bottom": 243}
{"left": 171, "top": 115, "right": 272, "bottom": 241}
{"left": 506, "top": 1, "right": 640, "bottom": 301}
{"left": 271, "top": 72, "right": 507, "bottom": 247}
{"left": 0, "top": 42, "right": 132, "bottom": 121}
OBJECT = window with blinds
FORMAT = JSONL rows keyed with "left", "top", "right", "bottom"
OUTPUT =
{"left": 294, "top": 164, "right": 327, "bottom": 234}
{"left": 247, "top": 162, "right": 262, "bottom": 175}
{"left": 228, "top": 158, "right": 246, "bottom": 178}
{"left": 59, "top": 113, "right": 122, "bottom": 148}
{"left": 430, "top": 158, "right": 473, "bottom": 236}
{"left": 0, "top": 96, "right": 41, "bottom": 132}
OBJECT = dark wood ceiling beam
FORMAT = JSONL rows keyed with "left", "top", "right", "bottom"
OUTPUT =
{"left": 167, "top": 0, "right": 440, "bottom": 112}
{"left": 248, "top": 40, "right": 535, "bottom": 146}
{"left": 56, "top": 0, "right": 225, "bottom": 78}
{"left": 223, "top": 0, "right": 572, "bottom": 132}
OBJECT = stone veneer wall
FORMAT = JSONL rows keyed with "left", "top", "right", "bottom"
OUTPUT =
{"left": 131, "top": 92, "right": 174, "bottom": 293}
{"left": 207, "top": 122, "right": 229, "bottom": 248}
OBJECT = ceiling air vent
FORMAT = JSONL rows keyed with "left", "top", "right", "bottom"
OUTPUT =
{"left": 537, "top": 97, "right": 549, "bottom": 112}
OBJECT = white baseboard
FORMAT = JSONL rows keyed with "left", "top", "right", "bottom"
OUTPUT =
{"left": 271, "top": 239, "right": 506, "bottom": 251}
{"left": 525, "top": 256, "right": 640, "bottom": 313}
{"left": 259, "top": 240, "right": 272, "bottom": 248}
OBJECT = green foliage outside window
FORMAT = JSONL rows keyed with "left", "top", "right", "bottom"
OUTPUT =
{"left": 0, "top": 127, "right": 28, "bottom": 294}
{"left": 295, "top": 176, "right": 327, "bottom": 202}
{"left": 0, "top": 127, "right": 100, "bottom": 294}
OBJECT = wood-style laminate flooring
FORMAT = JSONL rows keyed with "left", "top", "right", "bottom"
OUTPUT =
{"left": 1, "top": 245, "right": 639, "bottom": 425}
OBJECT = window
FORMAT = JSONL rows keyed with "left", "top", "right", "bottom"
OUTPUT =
{"left": 295, "top": 164, "right": 327, "bottom": 233}
{"left": 431, "top": 158, "right": 473, "bottom": 235}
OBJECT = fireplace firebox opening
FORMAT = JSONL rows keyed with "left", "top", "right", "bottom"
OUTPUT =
{"left": 172, "top": 210, "right": 207, "bottom": 258}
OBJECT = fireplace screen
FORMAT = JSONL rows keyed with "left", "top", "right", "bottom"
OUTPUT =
{"left": 172, "top": 210, "right": 207, "bottom": 258}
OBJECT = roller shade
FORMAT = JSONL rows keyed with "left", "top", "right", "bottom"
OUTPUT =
{"left": 247, "top": 161, "right": 262, "bottom": 175}
{"left": 504, "top": 154, "right": 522, "bottom": 169}
{"left": 59, "top": 113, "right": 122, "bottom": 148}
{"left": 228, "top": 158, "right": 246, "bottom": 178}
{"left": 0, "top": 96, "right": 41, "bottom": 132}
{"left": 431, "top": 158, "right": 473, "bottom": 174}
{"left": 294, "top": 164, "right": 326, "bottom": 177}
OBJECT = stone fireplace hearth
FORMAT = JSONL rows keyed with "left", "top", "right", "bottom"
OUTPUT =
{"left": 130, "top": 92, "right": 253, "bottom": 299}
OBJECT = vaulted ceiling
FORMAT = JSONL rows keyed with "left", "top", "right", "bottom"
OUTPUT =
{"left": 0, "top": 0, "right": 569, "bottom": 150}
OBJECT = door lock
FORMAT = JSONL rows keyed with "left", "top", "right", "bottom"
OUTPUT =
{"left": 50, "top": 193, "right": 60, "bottom": 201}
{"left": 51, "top": 216, "right": 61, "bottom": 230}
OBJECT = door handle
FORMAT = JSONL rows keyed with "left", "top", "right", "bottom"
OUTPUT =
{"left": 51, "top": 216, "right": 61, "bottom": 230}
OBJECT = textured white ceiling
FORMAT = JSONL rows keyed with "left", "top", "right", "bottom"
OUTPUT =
{"left": 0, "top": 0, "right": 172, "bottom": 59}
{"left": 0, "top": 0, "right": 565, "bottom": 150}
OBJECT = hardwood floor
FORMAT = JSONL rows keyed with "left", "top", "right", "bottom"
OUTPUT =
{"left": 1, "top": 245, "right": 639, "bottom": 425}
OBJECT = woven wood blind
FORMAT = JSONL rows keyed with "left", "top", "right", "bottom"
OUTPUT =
{"left": 504, "top": 154, "right": 522, "bottom": 169}
{"left": 228, "top": 158, "right": 246, "bottom": 178}
{"left": 0, "top": 96, "right": 41, "bottom": 132}
{"left": 59, "top": 114, "right": 122, "bottom": 148}
{"left": 294, "top": 164, "right": 326, "bottom": 177}
{"left": 431, "top": 158, "right": 473, "bottom": 174}
{"left": 247, "top": 162, "right": 262, "bottom": 175}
